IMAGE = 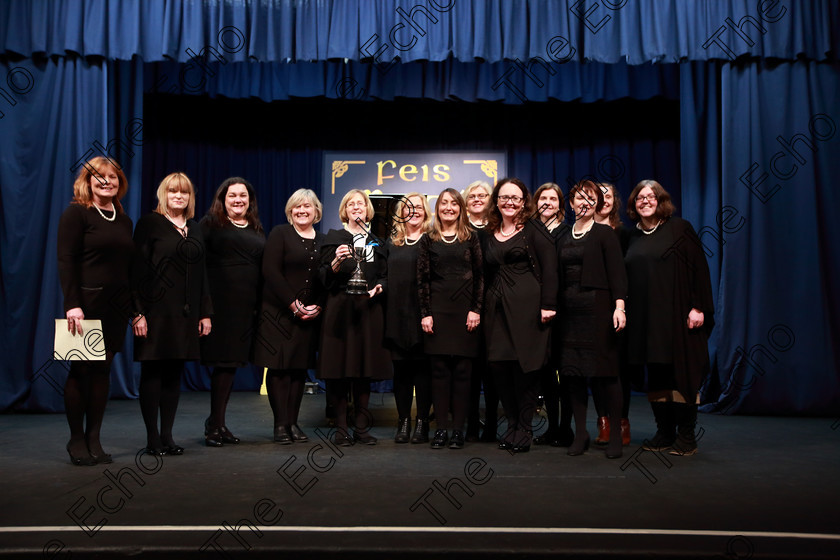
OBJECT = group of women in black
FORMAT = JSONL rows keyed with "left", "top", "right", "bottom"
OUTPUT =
{"left": 57, "top": 157, "right": 714, "bottom": 465}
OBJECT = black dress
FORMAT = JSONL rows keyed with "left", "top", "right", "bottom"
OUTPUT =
{"left": 254, "top": 224, "right": 325, "bottom": 370}
{"left": 482, "top": 221, "right": 558, "bottom": 373}
{"left": 417, "top": 233, "right": 483, "bottom": 358}
{"left": 384, "top": 237, "right": 424, "bottom": 360}
{"left": 199, "top": 219, "right": 265, "bottom": 367}
{"left": 57, "top": 204, "right": 134, "bottom": 355}
{"left": 624, "top": 217, "right": 715, "bottom": 398}
{"left": 318, "top": 228, "right": 392, "bottom": 380}
{"left": 132, "top": 213, "right": 213, "bottom": 361}
{"left": 556, "top": 223, "right": 628, "bottom": 377}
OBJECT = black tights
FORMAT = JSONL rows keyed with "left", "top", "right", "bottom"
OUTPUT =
{"left": 64, "top": 357, "right": 113, "bottom": 458}
{"left": 467, "top": 359, "right": 499, "bottom": 435}
{"left": 266, "top": 369, "right": 307, "bottom": 427}
{"left": 139, "top": 360, "right": 184, "bottom": 449}
{"left": 326, "top": 379, "right": 371, "bottom": 434}
{"left": 568, "top": 376, "right": 623, "bottom": 453}
{"left": 393, "top": 359, "right": 431, "bottom": 420}
{"left": 539, "top": 367, "right": 573, "bottom": 435}
{"left": 593, "top": 369, "right": 632, "bottom": 418}
{"left": 208, "top": 366, "right": 236, "bottom": 430}
{"left": 430, "top": 356, "right": 471, "bottom": 432}
{"left": 490, "top": 361, "right": 539, "bottom": 446}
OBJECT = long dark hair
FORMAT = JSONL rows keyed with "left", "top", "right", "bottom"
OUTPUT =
{"left": 206, "top": 176, "right": 264, "bottom": 233}
{"left": 486, "top": 177, "right": 533, "bottom": 232}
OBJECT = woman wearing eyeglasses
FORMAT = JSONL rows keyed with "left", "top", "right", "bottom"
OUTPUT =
{"left": 464, "top": 180, "right": 492, "bottom": 229}
{"left": 318, "top": 189, "right": 391, "bottom": 446}
{"left": 556, "top": 180, "right": 628, "bottom": 459}
{"left": 624, "top": 180, "right": 714, "bottom": 456}
{"left": 482, "top": 178, "right": 558, "bottom": 453}
{"left": 463, "top": 180, "right": 499, "bottom": 443}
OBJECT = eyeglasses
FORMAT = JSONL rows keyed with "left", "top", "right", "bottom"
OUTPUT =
{"left": 635, "top": 194, "right": 657, "bottom": 203}
{"left": 346, "top": 201, "right": 367, "bottom": 208}
{"left": 467, "top": 193, "right": 488, "bottom": 201}
{"left": 498, "top": 195, "right": 523, "bottom": 204}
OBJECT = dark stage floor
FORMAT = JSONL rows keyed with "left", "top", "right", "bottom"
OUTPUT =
{"left": 1, "top": 392, "right": 838, "bottom": 559}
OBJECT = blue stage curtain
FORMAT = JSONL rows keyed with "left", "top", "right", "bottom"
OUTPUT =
{"left": 687, "top": 60, "right": 840, "bottom": 415}
{"left": 2, "top": 0, "right": 838, "bottom": 64}
{"left": 0, "top": 56, "right": 142, "bottom": 411}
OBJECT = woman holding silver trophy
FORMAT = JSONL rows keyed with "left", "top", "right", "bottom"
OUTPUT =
{"left": 317, "top": 189, "right": 392, "bottom": 446}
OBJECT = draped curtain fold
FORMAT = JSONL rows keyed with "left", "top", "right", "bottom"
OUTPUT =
{"left": 694, "top": 60, "right": 840, "bottom": 415}
{"left": 2, "top": 0, "right": 838, "bottom": 64}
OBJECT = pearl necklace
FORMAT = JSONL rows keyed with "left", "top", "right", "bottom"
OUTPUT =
{"left": 637, "top": 219, "right": 662, "bottom": 235}
{"left": 293, "top": 225, "right": 316, "bottom": 239}
{"left": 228, "top": 216, "right": 248, "bottom": 229}
{"left": 441, "top": 232, "right": 458, "bottom": 244}
{"left": 499, "top": 224, "right": 519, "bottom": 237}
{"left": 571, "top": 220, "right": 594, "bottom": 240}
{"left": 469, "top": 218, "right": 486, "bottom": 229}
{"left": 94, "top": 203, "right": 116, "bottom": 222}
{"left": 405, "top": 232, "right": 423, "bottom": 246}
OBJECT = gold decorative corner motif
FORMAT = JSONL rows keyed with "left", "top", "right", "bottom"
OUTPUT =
{"left": 464, "top": 159, "right": 498, "bottom": 184}
{"left": 331, "top": 160, "right": 366, "bottom": 194}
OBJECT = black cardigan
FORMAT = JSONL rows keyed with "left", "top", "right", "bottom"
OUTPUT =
{"left": 556, "top": 222, "right": 628, "bottom": 300}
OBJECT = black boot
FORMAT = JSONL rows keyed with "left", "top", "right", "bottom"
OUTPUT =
{"left": 669, "top": 403, "right": 698, "bottom": 456}
{"left": 410, "top": 418, "right": 429, "bottom": 444}
{"left": 395, "top": 417, "right": 411, "bottom": 444}
{"left": 642, "top": 401, "right": 676, "bottom": 451}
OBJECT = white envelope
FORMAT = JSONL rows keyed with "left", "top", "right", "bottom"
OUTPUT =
{"left": 54, "top": 319, "right": 106, "bottom": 361}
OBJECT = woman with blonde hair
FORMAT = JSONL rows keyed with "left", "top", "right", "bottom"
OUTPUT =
{"left": 318, "top": 189, "right": 391, "bottom": 446}
{"left": 464, "top": 180, "right": 492, "bottom": 229}
{"left": 255, "top": 188, "right": 325, "bottom": 444}
{"left": 463, "top": 180, "right": 498, "bottom": 442}
{"left": 57, "top": 157, "right": 134, "bottom": 465}
{"left": 418, "top": 188, "right": 483, "bottom": 449}
{"left": 132, "top": 172, "right": 213, "bottom": 456}
{"left": 385, "top": 193, "right": 433, "bottom": 443}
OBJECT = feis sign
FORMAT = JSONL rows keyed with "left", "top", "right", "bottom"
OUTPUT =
{"left": 321, "top": 151, "right": 507, "bottom": 232}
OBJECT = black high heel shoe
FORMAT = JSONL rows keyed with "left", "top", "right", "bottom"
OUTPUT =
{"left": 219, "top": 427, "right": 240, "bottom": 444}
{"left": 567, "top": 435, "right": 591, "bottom": 456}
{"left": 89, "top": 450, "right": 113, "bottom": 464}
{"left": 66, "top": 442, "right": 95, "bottom": 466}
{"left": 205, "top": 428, "right": 224, "bottom": 447}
